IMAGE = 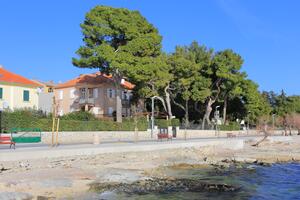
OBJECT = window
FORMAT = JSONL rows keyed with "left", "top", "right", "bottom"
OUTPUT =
{"left": 122, "top": 91, "right": 129, "bottom": 100}
{"left": 0, "top": 88, "right": 3, "bottom": 99}
{"left": 108, "top": 107, "right": 113, "bottom": 116}
{"left": 59, "top": 90, "right": 63, "bottom": 100}
{"left": 23, "top": 90, "right": 29, "bottom": 102}
{"left": 93, "top": 88, "right": 98, "bottom": 98}
{"left": 88, "top": 88, "right": 93, "bottom": 98}
{"left": 107, "top": 88, "right": 115, "bottom": 98}
{"left": 80, "top": 88, "right": 86, "bottom": 99}
{"left": 70, "top": 89, "right": 75, "bottom": 99}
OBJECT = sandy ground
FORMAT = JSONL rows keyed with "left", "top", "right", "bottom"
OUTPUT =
{"left": 1, "top": 136, "right": 300, "bottom": 199}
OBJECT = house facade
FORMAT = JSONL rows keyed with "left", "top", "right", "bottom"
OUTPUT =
{"left": 54, "top": 72, "right": 134, "bottom": 118}
{"left": 0, "top": 66, "right": 41, "bottom": 110}
{"left": 32, "top": 80, "right": 56, "bottom": 114}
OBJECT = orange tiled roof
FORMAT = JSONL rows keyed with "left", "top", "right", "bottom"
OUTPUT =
{"left": 0, "top": 67, "right": 41, "bottom": 87}
{"left": 56, "top": 72, "right": 134, "bottom": 90}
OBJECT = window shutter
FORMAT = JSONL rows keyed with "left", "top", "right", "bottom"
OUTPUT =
{"left": 70, "top": 89, "right": 75, "bottom": 98}
{"left": 23, "top": 90, "right": 30, "bottom": 101}
{"left": 0, "top": 88, "right": 3, "bottom": 99}
{"left": 93, "top": 88, "right": 98, "bottom": 98}
{"left": 112, "top": 89, "right": 116, "bottom": 98}
{"left": 59, "top": 90, "right": 63, "bottom": 100}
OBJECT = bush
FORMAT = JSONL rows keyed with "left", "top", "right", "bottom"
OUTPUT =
{"left": 171, "top": 118, "right": 181, "bottom": 127}
{"left": 0, "top": 109, "right": 149, "bottom": 132}
{"left": 60, "top": 111, "right": 97, "bottom": 121}
{"left": 219, "top": 122, "right": 241, "bottom": 131}
{"left": 155, "top": 118, "right": 180, "bottom": 128}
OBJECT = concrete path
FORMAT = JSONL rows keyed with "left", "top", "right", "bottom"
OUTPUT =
{"left": 0, "top": 138, "right": 246, "bottom": 162}
{"left": 0, "top": 135, "right": 292, "bottom": 162}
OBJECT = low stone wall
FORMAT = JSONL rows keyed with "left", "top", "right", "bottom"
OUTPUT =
{"left": 40, "top": 129, "right": 293, "bottom": 144}
{"left": 41, "top": 131, "right": 152, "bottom": 144}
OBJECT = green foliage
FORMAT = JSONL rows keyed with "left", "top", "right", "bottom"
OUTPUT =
{"left": 72, "top": 6, "right": 163, "bottom": 90}
{"left": 171, "top": 118, "right": 181, "bottom": 127}
{"left": 219, "top": 122, "right": 240, "bottom": 131}
{"left": 155, "top": 119, "right": 170, "bottom": 128}
{"left": 1, "top": 110, "right": 148, "bottom": 132}
{"left": 155, "top": 118, "right": 180, "bottom": 128}
{"left": 241, "top": 79, "right": 272, "bottom": 123}
{"left": 169, "top": 43, "right": 211, "bottom": 103}
{"left": 60, "top": 111, "right": 97, "bottom": 121}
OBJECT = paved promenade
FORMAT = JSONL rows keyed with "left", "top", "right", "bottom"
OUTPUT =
{"left": 0, "top": 137, "right": 246, "bottom": 162}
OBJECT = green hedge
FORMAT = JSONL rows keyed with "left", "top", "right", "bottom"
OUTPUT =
{"left": 2, "top": 118, "right": 148, "bottom": 132}
{"left": 1, "top": 110, "right": 148, "bottom": 132}
{"left": 155, "top": 118, "right": 180, "bottom": 128}
{"left": 60, "top": 111, "right": 97, "bottom": 121}
{"left": 219, "top": 122, "right": 241, "bottom": 131}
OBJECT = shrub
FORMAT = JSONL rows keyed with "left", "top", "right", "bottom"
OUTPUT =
{"left": 171, "top": 118, "right": 181, "bottom": 127}
{"left": 219, "top": 122, "right": 241, "bottom": 131}
{"left": 155, "top": 118, "right": 180, "bottom": 128}
{"left": 60, "top": 111, "right": 97, "bottom": 121}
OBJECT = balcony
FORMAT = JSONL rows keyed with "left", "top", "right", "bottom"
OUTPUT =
{"left": 122, "top": 99, "right": 130, "bottom": 107}
{"left": 79, "top": 98, "right": 95, "bottom": 105}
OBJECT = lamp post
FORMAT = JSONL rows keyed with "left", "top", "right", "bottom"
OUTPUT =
{"left": 214, "top": 106, "right": 220, "bottom": 136}
{"left": 247, "top": 111, "right": 251, "bottom": 135}
{"left": 272, "top": 114, "right": 276, "bottom": 133}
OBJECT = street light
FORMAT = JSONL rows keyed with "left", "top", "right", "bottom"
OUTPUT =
{"left": 247, "top": 111, "right": 251, "bottom": 135}
{"left": 272, "top": 114, "right": 276, "bottom": 132}
{"left": 214, "top": 106, "right": 220, "bottom": 136}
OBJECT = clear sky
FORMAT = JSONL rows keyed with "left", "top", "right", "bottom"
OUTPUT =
{"left": 0, "top": 0, "right": 299, "bottom": 95}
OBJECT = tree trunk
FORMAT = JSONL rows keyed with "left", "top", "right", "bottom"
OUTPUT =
{"left": 223, "top": 95, "right": 228, "bottom": 124}
{"left": 252, "top": 124, "right": 269, "bottom": 147}
{"left": 164, "top": 85, "right": 173, "bottom": 119}
{"left": 185, "top": 100, "right": 189, "bottom": 128}
{"left": 113, "top": 72, "right": 123, "bottom": 123}
{"left": 115, "top": 87, "right": 122, "bottom": 123}
{"left": 202, "top": 98, "right": 214, "bottom": 130}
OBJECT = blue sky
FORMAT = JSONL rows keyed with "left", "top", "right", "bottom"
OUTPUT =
{"left": 0, "top": 0, "right": 299, "bottom": 95}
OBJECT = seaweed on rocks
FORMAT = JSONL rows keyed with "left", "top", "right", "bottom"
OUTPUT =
{"left": 89, "top": 178, "right": 241, "bottom": 195}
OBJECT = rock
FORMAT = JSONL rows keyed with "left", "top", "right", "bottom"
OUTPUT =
{"left": 37, "top": 196, "right": 55, "bottom": 200}
{"left": 90, "top": 177, "right": 240, "bottom": 194}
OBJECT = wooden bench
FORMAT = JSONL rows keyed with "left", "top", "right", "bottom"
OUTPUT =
{"left": 157, "top": 133, "right": 172, "bottom": 141}
{"left": 0, "top": 135, "right": 16, "bottom": 149}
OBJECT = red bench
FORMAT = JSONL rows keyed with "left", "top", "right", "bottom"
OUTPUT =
{"left": 0, "top": 135, "right": 16, "bottom": 149}
{"left": 157, "top": 133, "right": 172, "bottom": 141}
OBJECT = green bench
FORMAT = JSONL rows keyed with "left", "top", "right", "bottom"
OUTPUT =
{"left": 10, "top": 128, "right": 42, "bottom": 143}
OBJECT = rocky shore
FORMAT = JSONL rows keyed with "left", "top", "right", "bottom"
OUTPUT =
{"left": 0, "top": 135, "right": 300, "bottom": 199}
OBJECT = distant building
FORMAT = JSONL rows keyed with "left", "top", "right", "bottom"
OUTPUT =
{"left": 32, "top": 80, "right": 57, "bottom": 114}
{"left": 32, "top": 80, "right": 56, "bottom": 93}
{"left": 54, "top": 72, "right": 134, "bottom": 118}
{"left": 0, "top": 65, "right": 41, "bottom": 110}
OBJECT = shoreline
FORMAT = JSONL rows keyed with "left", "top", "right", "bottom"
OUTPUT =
{"left": 0, "top": 136, "right": 300, "bottom": 199}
